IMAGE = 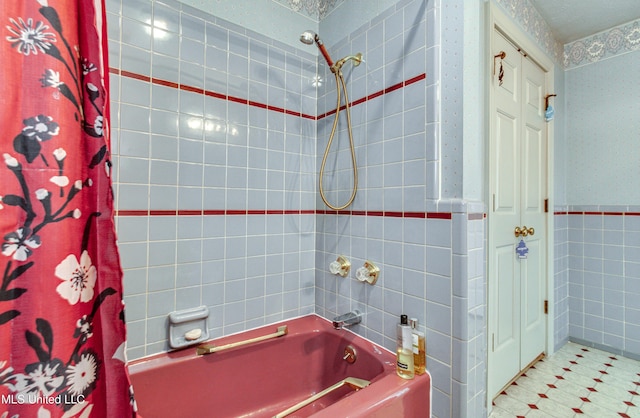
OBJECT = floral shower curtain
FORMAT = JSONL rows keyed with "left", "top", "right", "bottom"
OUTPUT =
{"left": 0, "top": 1, "right": 134, "bottom": 417}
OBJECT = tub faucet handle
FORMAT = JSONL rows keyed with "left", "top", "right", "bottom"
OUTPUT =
{"left": 329, "top": 255, "right": 351, "bottom": 277}
{"left": 355, "top": 260, "right": 379, "bottom": 285}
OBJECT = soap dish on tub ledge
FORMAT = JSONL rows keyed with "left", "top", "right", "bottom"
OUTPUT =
{"left": 168, "top": 306, "right": 210, "bottom": 349}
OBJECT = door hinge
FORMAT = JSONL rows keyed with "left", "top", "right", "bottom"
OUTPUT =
{"left": 544, "top": 300, "right": 548, "bottom": 314}
{"left": 544, "top": 198, "right": 549, "bottom": 213}
{"left": 492, "top": 333, "right": 495, "bottom": 352}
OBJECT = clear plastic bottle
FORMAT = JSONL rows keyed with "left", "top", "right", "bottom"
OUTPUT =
{"left": 410, "top": 317, "right": 426, "bottom": 375}
{"left": 396, "top": 314, "right": 415, "bottom": 379}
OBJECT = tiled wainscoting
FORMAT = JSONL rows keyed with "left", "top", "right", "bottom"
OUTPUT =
{"left": 555, "top": 208, "right": 640, "bottom": 357}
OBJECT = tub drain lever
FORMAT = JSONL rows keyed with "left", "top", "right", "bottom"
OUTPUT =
{"left": 343, "top": 345, "right": 357, "bottom": 364}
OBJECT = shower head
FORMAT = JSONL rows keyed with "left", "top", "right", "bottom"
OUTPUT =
{"left": 299, "top": 30, "right": 334, "bottom": 68}
{"left": 299, "top": 30, "right": 315, "bottom": 45}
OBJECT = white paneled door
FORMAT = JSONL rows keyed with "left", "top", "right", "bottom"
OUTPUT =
{"left": 487, "top": 29, "right": 548, "bottom": 401}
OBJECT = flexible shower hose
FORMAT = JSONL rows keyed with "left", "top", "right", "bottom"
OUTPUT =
{"left": 319, "top": 70, "right": 358, "bottom": 210}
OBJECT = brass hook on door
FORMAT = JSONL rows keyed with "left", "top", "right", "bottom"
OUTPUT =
{"left": 494, "top": 51, "right": 506, "bottom": 85}
{"left": 545, "top": 94, "right": 557, "bottom": 109}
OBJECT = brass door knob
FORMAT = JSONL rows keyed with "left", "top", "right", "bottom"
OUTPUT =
{"left": 514, "top": 226, "right": 534, "bottom": 237}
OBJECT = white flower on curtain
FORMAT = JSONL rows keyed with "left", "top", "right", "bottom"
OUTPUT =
{"left": 2, "top": 228, "right": 41, "bottom": 261}
{"left": 81, "top": 57, "right": 96, "bottom": 75}
{"left": 75, "top": 315, "right": 93, "bottom": 342}
{"left": 3, "top": 153, "right": 18, "bottom": 167}
{"left": 5, "top": 17, "right": 56, "bottom": 56}
{"left": 53, "top": 147, "right": 66, "bottom": 161}
{"left": 54, "top": 251, "right": 96, "bottom": 304}
{"left": 93, "top": 115, "right": 103, "bottom": 136}
{"left": 35, "top": 188, "right": 49, "bottom": 201}
{"left": 65, "top": 351, "right": 97, "bottom": 396}
{"left": 40, "top": 69, "right": 62, "bottom": 88}
{"left": 49, "top": 175, "right": 69, "bottom": 187}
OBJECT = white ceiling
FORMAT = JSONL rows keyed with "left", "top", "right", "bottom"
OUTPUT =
{"left": 530, "top": 0, "right": 640, "bottom": 44}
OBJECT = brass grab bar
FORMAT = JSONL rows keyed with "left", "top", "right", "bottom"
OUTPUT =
{"left": 196, "top": 325, "right": 288, "bottom": 355}
{"left": 273, "top": 377, "right": 370, "bottom": 418}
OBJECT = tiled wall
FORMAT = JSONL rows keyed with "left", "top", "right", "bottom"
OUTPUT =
{"left": 313, "top": 0, "right": 440, "bottom": 405}
{"left": 554, "top": 211, "right": 570, "bottom": 351}
{"left": 315, "top": 205, "right": 486, "bottom": 418}
{"left": 107, "top": 0, "right": 318, "bottom": 358}
{"left": 313, "top": 1, "right": 487, "bottom": 416}
{"left": 108, "top": 0, "right": 490, "bottom": 416}
{"left": 564, "top": 208, "right": 640, "bottom": 359}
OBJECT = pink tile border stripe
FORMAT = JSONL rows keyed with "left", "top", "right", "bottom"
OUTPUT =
{"left": 119, "top": 208, "right": 640, "bottom": 218}
{"left": 110, "top": 69, "right": 447, "bottom": 220}
{"left": 317, "top": 73, "right": 427, "bottom": 120}
{"left": 116, "top": 209, "right": 316, "bottom": 216}
{"left": 109, "top": 68, "right": 426, "bottom": 121}
{"left": 115, "top": 209, "right": 457, "bottom": 219}
{"left": 555, "top": 211, "right": 640, "bottom": 216}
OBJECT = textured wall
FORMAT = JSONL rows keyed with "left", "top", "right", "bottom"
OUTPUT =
{"left": 565, "top": 49, "right": 640, "bottom": 205}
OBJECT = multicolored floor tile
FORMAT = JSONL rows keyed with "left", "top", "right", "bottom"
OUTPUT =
{"left": 490, "top": 342, "right": 640, "bottom": 417}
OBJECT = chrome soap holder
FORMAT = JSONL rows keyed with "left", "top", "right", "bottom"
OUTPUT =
{"left": 329, "top": 255, "right": 351, "bottom": 277}
{"left": 355, "top": 260, "right": 379, "bottom": 285}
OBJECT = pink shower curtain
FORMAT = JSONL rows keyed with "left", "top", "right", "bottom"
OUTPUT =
{"left": 0, "top": 1, "right": 135, "bottom": 416}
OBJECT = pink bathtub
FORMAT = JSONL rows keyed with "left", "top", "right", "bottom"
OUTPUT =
{"left": 127, "top": 314, "right": 431, "bottom": 417}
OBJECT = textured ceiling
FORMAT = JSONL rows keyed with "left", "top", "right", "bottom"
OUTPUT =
{"left": 530, "top": 0, "right": 640, "bottom": 43}
{"left": 275, "top": 0, "right": 344, "bottom": 20}
{"left": 286, "top": 0, "right": 640, "bottom": 42}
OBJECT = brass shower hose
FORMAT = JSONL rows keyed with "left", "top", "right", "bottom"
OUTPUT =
{"left": 319, "top": 70, "right": 358, "bottom": 210}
